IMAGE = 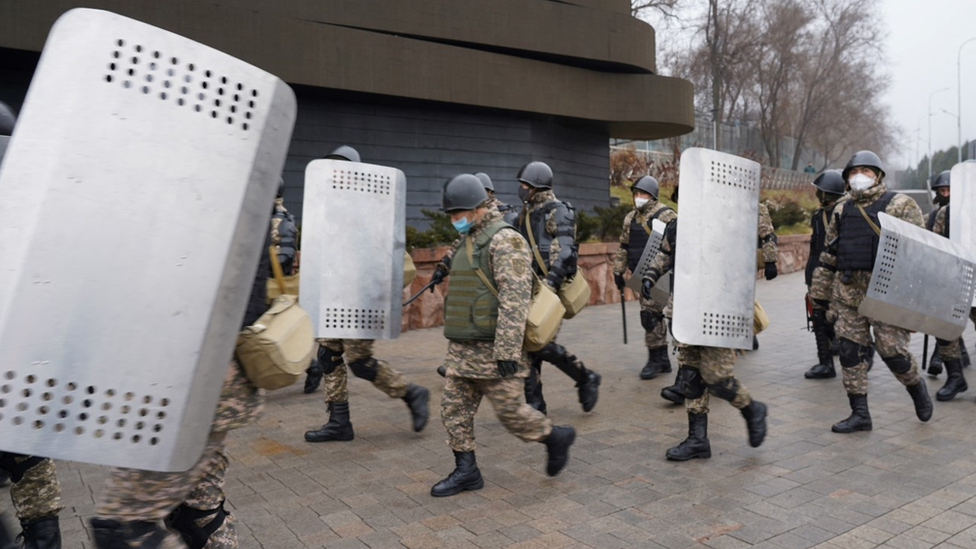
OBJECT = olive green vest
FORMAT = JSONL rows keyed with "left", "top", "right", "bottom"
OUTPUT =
{"left": 443, "top": 220, "right": 512, "bottom": 341}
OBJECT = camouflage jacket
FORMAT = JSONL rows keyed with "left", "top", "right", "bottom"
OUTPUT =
{"left": 613, "top": 199, "right": 677, "bottom": 275}
{"left": 443, "top": 209, "right": 533, "bottom": 379}
{"left": 809, "top": 182, "right": 923, "bottom": 307}
{"left": 931, "top": 204, "right": 948, "bottom": 236}
{"left": 758, "top": 203, "right": 778, "bottom": 264}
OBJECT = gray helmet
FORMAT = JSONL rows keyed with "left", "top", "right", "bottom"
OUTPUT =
{"left": 324, "top": 145, "right": 361, "bottom": 163}
{"left": 631, "top": 175, "right": 659, "bottom": 199}
{"left": 276, "top": 176, "right": 285, "bottom": 199}
{"left": 474, "top": 172, "right": 494, "bottom": 192}
{"left": 931, "top": 170, "right": 951, "bottom": 189}
{"left": 516, "top": 161, "right": 553, "bottom": 189}
{"left": 842, "top": 150, "right": 885, "bottom": 181}
{"left": 812, "top": 169, "right": 845, "bottom": 195}
{"left": 442, "top": 174, "right": 488, "bottom": 212}
{"left": 0, "top": 102, "right": 15, "bottom": 137}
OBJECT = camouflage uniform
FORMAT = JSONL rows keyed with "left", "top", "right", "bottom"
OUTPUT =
{"left": 757, "top": 203, "right": 778, "bottom": 265}
{"left": 441, "top": 210, "right": 552, "bottom": 450}
{"left": 0, "top": 453, "right": 63, "bottom": 521}
{"left": 613, "top": 199, "right": 677, "bottom": 348}
{"left": 316, "top": 338, "right": 409, "bottom": 402}
{"left": 269, "top": 198, "right": 297, "bottom": 274}
{"left": 810, "top": 182, "right": 925, "bottom": 396}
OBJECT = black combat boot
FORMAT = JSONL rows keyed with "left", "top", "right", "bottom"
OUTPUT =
{"left": 660, "top": 370, "right": 686, "bottom": 405}
{"left": 304, "top": 401, "right": 354, "bottom": 442}
{"left": 740, "top": 400, "right": 768, "bottom": 448}
{"left": 907, "top": 378, "right": 933, "bottom": 422}
{"left": 303, "top": 359, "right": 324, "bottom": 394}
{"left": 640, "top": 347, "right": 670, "bottom": 380}
{"left": 90, "top": 519, "right": 167, "bottom": 549}
{"left": 18, "top": 515, "right": 61, "bottom": 549}
{"left": 666, "top": 412, "right": 710, "bottom": 461}
{"left": 575, "top": 367, "right": 601, "bottom": 413}
{"left": 402, "top": 384, "right": 429, "bottom": 432}
{"left": 430, "top": 451, "right": 484, "bottom": 497}
{"left": 928, "top": 347, "right": 943, "bottom": 376}
{"left": 542, "top": 426, "right": 576, "bottom": 476}
{"left": 936, "top": 358, "right": 967, "bottom": 401}
{"left": 831, "top": 393, "right": 872, "bottom": 433}
{"left": 436, "top": 365, "right": 447, "bottom": 377}
{"left": 524, "top": 360, "right": 547, "bottom": 415}
{"left": 804, "top": 324, "right": 836, "bottom": 379}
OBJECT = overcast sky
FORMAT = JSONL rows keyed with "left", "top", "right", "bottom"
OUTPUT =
{"left": 643, "top": 0, "right": 976, "bottom": 172}
{"left": 882, "top": 0, "right": 976, "bottom": 171}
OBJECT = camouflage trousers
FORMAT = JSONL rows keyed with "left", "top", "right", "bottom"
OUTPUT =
{"left": 833, "top": 300, "right": 920, "bottom": 395}
{"left": 318, "top": 338, "right": 409, "bottom": 403}
{"left": 936, "top": 308, "right": 976, "bottom": 360}
{"left": 442, "top": 375, "right": 552, "bottom": 452}
{"left": 676, "top": 342, "right": 751, "bottom": 414}
{"left": 96, "top": 431, "right": 234, "bottom": 549}
{"left": 0, "top": 454, "right": 63, "bottom": 521}
{"left": 640, "top": 295, "right": 668, "bottom": 349}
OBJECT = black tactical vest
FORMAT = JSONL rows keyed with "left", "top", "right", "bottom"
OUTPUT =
{"left": 805, "top": 206, "right": 830, "bottom": 286}
{"left": 627, "top": 207, "right": 672, "bottom": 272}
{"left": 521, "top": 201, "right": 563, "bottom": 275}
{"left": 836, "top": 192, "right": 895, "bottom": 272}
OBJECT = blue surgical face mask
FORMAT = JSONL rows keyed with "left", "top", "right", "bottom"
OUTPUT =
{"left": 452, "top": 215, "right": 474, "bottom": 234}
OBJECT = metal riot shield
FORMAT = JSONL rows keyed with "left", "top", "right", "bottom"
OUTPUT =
{"left": 859, "top": 213, "right": 976, "bottom": 340}
{"left": 301, "top": 160, "right": 406, "bottom": 340}
{"left": 0, "top": 9, "right": 296, "bottom": 472}
{"left": 626, "top": 218, "right": 671, "bottom": 304}
{"left": 671, "top": 148, "right": 760, "bottom": 349}
{"left": 950, "top": 161, "right": 976, "bottom": 306}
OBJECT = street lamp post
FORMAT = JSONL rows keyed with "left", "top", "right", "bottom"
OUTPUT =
{"left": 929, "top": 87, "right": 950, "bottom": 179}
{"left": 957, "top": 37, "right": 976, "bottom": 163}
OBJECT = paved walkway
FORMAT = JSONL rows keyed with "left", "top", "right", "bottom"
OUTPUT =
{"left": 6, "top": 272, "right": 976, "bottom": 549}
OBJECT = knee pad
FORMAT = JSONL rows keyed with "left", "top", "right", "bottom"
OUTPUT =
{"left": 706, "top": 377, "right": 740, "bottom": 402}
{"left": 348, "top": 357, "right": 378, "bottom": 382}
{"left": 882, "top": 354, "right": 912, "bottom": 375}
{"left": 165, "top": 501, "right": 228, "bottom": 549}
{"left": 0, "top": 452, "right": 44, "bottom": 483}
{"left": 535, "top": 342, "right": 567, "bottom": 363}
{"left": 679, "top": 367, "right": 706, "bottom": 399}
{"left": 640, "top": 310, "right": 662, "bottom": 331}
{"left": 838, "top": 338, "right": 868, "bottom": 368}
{"left": 316, "top": 346, "right": 344, "bottom": 375}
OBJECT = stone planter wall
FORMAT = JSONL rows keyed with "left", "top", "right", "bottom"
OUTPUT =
{"left": 401, "top": 234, "right": 812, "bottom": 332}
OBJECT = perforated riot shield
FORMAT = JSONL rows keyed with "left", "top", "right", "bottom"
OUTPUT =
{"left": 0, "top": 9, "right": 296, "bottom": 472}
{"left": 626, "top": 218, "right": 670, "bottom": 304}
{"left": 301, "top": 160, "right": 406, "bottom": 340}
{"left": 859, "top": 213, "right": 976, "bottom": 340}
{"left": 672, "top": 148, "right": 760, "bottom": 350}
{"left": 950, "top": 161, "right": 976, "bottom": 306}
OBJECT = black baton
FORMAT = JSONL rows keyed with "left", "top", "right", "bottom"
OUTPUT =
{"left": 621, "top": 290, "right": 628, "bottom": 344}
{"left": 922, "top": 334, "right": 929, "bottom": 372}
{"left": 403, "top": 280, "right": 437, "bottom": 307}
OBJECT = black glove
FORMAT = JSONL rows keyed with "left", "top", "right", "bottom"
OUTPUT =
{"left": 430, "top": 262, "right": 449, "bottom": 288}
{"left": 764, "top": 262, "right": 778, "bottom": 280}
{"left": 613, "top": 273, "right": 626, "bottom": 291}
{"left": 496, "top": 360, "right": 520, "bottom": 378}
{"left": 545, "top": 273, "right": 562, "bottom": 291}
{"left": 641, "top": 278, "right": 654, "bottom": 300}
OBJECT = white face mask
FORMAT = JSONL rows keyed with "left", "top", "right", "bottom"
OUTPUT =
{"left": 848, "top": 173, "right": 875, "bottom": 191}
{"left": 634, "top": 197, "right": 649, "bottom": 208}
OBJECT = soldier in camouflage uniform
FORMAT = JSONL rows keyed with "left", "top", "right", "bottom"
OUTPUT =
{"left": 928, "top": 172, "right": 974, "bottom": 401}
{"left": 612, "top": 176, "right": 676, "bottom": 379}
{"left": 430, "top": 174, "right": 576, "bottom": 497}
{"left": 0, "top": 101, "right": 63, "bottom": 549}
{"left": 511, "top": 161, "right": 601, "bottom": 415}
{"left": 304, "top": 146, "right": 429, "bottom": 443}
{"left": 643, "top": 213, "right": 768, "bottom": 461}
{"left": 804, "top": 170, "right": 847, "bottom": 379}
{"left": 270, "top": 178, "right": 298, "bottom": 276}
{"left": 89, "top": 223, "right": 275, "bottom": 549}
{"left": 923, "top": 171, "right": 971, "bottom": 377}
{"left": 809, "top": 151, "right": 933, "bottom": 433}
{"left": 750, "top": 203, "right": 778, "bottom": 351}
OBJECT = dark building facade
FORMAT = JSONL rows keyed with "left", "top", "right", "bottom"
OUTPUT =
{"left": 0, "top": 0, "right": 694, "bottom": 226}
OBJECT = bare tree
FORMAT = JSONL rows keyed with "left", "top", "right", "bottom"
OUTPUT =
{"left": 631, "top": 0, "right": 683, "bottom": 20}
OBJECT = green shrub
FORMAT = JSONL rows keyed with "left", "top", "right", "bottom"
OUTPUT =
{"left": 576, "top": 210, "right": 598, "bottom": 243}
{"left": 406, "top": 209, "right": 458, "bottom": 250}
{"left": 765, "top": 199, "right": 807, "bottom": 229}
{"left": 591, "top": 204, "right": 631, "bottom": 242}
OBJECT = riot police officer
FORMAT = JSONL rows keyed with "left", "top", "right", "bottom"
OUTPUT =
{"left": 810, "top": 151, "right": 933, "bottom": 433}
{"left": 271, "top": 178, "right": 298, "bottom": 276}
{"left": 512, "top": 161, "right": 601, "bottom": 414}
{"left": 612, "top": 176, "right": 676, "bottom": 379}
{"left": 431, "top": 174, "right": 575, "bottom": 497}
{"left": 804, "top": 170, "right": 846, "bottom": 379}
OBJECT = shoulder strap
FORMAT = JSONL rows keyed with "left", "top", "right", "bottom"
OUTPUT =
{"left": 466, "top": 237, "right": 500, "bottom": 299}
{"left": 524, "top": 217, "right": 549, "bottom": 277}
{"left": 268, "top": 246, "right": 286, "bottom": 294}
{"left": 855, "top": 205, "right": 881, "bottom": 237}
